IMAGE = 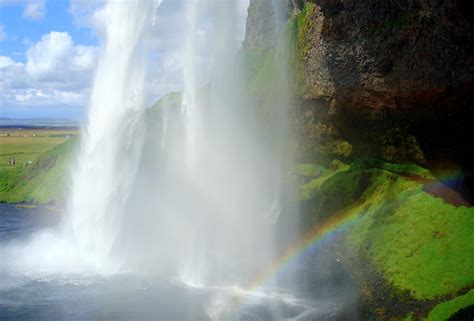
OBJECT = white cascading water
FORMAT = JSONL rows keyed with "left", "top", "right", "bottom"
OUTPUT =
{"left": 67, "top": 0, "right": 162, "bottom": 271}
{"left": 2, "top": 0, "right": 289, "bottom": 285}
{"left": 0, "top": 2, "right": 362, "bottom": 319}
{"left": 178, "top": 0, "right": 205, "bottom": 284}
{"left": 171, "top": 0, "right": 284, "bottom": 285}
{"left": 181, "top": 0, "right": 200, "bottom": 175}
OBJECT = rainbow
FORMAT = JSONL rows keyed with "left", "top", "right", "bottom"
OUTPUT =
{"left": 217, "top": 210, "right": 360, "bottom": 321}
{"left": 217, "top": 167, "right": 472, "bottom": 320}
{"left": 422, "top": 168, "right": 472, "bottom": 207}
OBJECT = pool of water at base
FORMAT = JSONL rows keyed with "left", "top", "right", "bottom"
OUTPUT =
{"left": 0, "top": 203, "right": 360, "bottom": 321}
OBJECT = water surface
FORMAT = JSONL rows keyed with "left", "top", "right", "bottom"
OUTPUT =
{"left": 0, "top": 204, "right": 363, "bottom": 321}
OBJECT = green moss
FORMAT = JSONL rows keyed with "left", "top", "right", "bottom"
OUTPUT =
{"left": 402, "top": 313, "right": 414, "bottom": 321}
{"left": 345, "top": 169, "right": 474, "bottom": 299}
{"left": 241, "top": 46, "right": 277, "bottom": 101}
{"left": 351, "top": 157, "right": 433, "bottom": 179}
{"left": 380, "top": 161, "right": 432, "bottom": 179}
{"left": 299, "top": 177, "right": 324, "bottom": 200}
{"left": 296, "top": 3, "right": 317, "bottom": 59}
{"left": 426, "top": 290, "right": 474, "bottom": 321}
{"left": 298, "top": 158, "right": 473, "bottom": 303}
{"left": 331, "top": 159, "right": 349, "bottom": 171}
{"left": 295, "top": 161, "right": 350, "bottom": 201}
{"left": 327, "top": 140, "right": 353, "bottom": 158}
{"left": 316, "top": 169, "right": 369, "bottom": 211}
{"left": 293, "top": 2, "right": 317, "bottom": 93}
{"left": 293, "top": 163, "right": 322, "bottom": 178}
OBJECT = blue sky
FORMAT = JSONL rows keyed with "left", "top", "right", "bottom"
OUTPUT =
{"left": 0, "top": 0, "right": 97, "bottom": 62}
{"left": 0, "top": 0, "right": 249, "bottom": 120}
{"left": 0, "top": 0, "right": 100, "bottom": 119}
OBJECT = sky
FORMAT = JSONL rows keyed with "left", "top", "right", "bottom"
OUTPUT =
{"left": 0, "top": 0, "right": 249, "bottom": 120}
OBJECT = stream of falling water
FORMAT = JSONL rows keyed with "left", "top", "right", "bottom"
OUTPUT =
{"left": 67, "top": 0, "right": 162, "bottom": 272}
{"left": 0, "top": 1, "right": 364, "bottom": 320}
{"left": 0, "top": 0, "right": 289, "bottom": 283}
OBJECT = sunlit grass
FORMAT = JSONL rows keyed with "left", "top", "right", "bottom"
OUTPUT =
{"left": 0, "top": 129, "right": 77, "bottom": 167}
{"left": 0, "top": 129, "right": 78, "bottom": 203}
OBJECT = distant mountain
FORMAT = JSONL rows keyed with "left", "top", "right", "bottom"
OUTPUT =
{"left": 0, "top": 118, "right": 80, "bottom": 128}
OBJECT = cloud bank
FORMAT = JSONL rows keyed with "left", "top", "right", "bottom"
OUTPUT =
{"left": 0, "top": 31, "right": 98, "bottom": 110}
{"left": 1, "top": 0, "right": 250, "bottom": 118}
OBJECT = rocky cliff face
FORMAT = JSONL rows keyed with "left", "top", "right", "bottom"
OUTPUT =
{"left": 244, "top": 0, "right": 474, "bottom": 169}
{"left": 243, "top": 2, "right": 474, "bottom": 319}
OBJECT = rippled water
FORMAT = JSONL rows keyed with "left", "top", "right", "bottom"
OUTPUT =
{"left": 0, "top": 204, "right": 362, "bottom": 321}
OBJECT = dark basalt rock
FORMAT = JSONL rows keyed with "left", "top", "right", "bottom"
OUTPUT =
{"left": 245, "top": 0, "right": 474, "bottom": 170}
{"left": 243, "top": 1, "right": 474, "bottom": 320}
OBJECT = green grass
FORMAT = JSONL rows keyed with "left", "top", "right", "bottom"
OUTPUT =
{"left": 0, "top": 136, "right": 77, "bottom": 203}
{"left": 426, "top": 289, "right": 474, "bottom": 320}
{"left": 0, "top": 129, "right": 76, "bottom": 168}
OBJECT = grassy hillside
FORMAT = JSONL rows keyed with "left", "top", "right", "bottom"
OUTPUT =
{"left": 0, "top": 95, "right": 179, "bottom": 205}
{"left": 0, "top": 128, "right": 76, "bottom": 166}
{"left": 241, "top": 3, "right": 474, "bottom": 319}
{"left": 0, "top": 132, "right": 78, "bottom": 204}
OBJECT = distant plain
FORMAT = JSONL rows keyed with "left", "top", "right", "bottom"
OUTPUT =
{"left": 0, "top": 128, "right": 78, "bottom": 169}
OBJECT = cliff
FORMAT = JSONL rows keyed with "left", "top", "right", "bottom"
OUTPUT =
{"left": 245, "top": 0, "right": 474, "bottom": 169}
{"left": 243, "top": 1, "right": 474, "bottom": 320}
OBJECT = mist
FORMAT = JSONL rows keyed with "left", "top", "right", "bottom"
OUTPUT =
{"left": 0, "top": 1, "right": 361, "bottom": 320}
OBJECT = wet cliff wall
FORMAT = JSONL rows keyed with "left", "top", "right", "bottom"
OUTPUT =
{"left": 244, "top": 0, "right": 474, "bottom": 170}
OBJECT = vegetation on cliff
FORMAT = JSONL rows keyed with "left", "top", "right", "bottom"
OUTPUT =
{"left": 243, "top": 1, "right": 474, "bottom": 319}
{"left": 291, "top": 157, "right": 474, "bottom": 320}
{"left": 0, "top": 1, "right": 472, "bottom": 319}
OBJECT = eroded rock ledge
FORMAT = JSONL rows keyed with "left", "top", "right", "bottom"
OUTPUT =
{"left": 245, "top": 0, "right": 474, "bottom": 169}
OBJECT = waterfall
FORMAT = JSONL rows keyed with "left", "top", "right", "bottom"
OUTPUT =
{"left": 3, "top": 0, "right": 292, "bottom": 285}
{"left": 67, "top": 0, "right": 161, "bottom": 271}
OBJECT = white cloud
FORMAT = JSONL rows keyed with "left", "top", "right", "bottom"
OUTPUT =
{"left": 0, "top": 31, "right": 97, "bottom": 109}
{"left": 26, "top": 31, "right": 97, "bottom": 83}
{"left": 22, "top": 0, "right": 45, "bottom": 20}
{"left": 0, "top": 25, "right": 6, "bottom": 42}
{"left": 0, "top": 55, "right": 22, "bottom": 68}
{"left": 2, "top": 0, "right": 251, "bottom": 115}
{"left": 15, "top": 91, "right": 32, "bottom": 102}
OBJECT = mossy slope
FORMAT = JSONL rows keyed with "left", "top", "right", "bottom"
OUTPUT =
{"left": 294, "top": 158, "right": 474, "bottom": 320}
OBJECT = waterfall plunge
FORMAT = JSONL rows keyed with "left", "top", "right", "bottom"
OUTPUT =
{"left": 65, "top": 0, "right": 290, "bottom": 283}
{"left": 2, "top": 0, "right": 294, "bottom": 286}
{"left": 67, "top": 0, "right": 162, "bottom": 271}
